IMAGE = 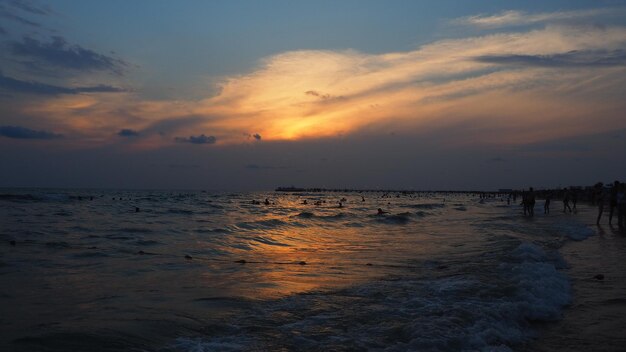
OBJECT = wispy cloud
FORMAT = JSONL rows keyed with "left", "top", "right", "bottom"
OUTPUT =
{"left": 0, "top": 0, "right": 50, "bottom": 27}
{"left": 0, "top": 125, "right": 61, "bottom": 139}
{"left": 9, "top": 36, "right": 127, "bottom": 74}
{"left": 475, "top": 49, "right": 626, "bottom": 68}
{"left": 5, "top": 25, "right": 626, "bottom": 149}
{"left": 452, "top": 8, "right": 620, "bottom": 29}
{"left": 6, "top": 0, "right": 51, "bottom": 16}
{"left": 0, "top": 71, "right": 127, "bottom": 95}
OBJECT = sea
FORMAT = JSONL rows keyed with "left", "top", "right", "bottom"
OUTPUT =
{"left": 1, "top": 189, "right": 624, "bottom": 351}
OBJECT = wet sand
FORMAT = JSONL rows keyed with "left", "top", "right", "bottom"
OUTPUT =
{"left": 529, "top": 211, "right": 626, "bottom": 351}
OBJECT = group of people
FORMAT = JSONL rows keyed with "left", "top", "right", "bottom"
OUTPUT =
{"left": 519, "top": 181, "right": 625, "bottom": 231}
{"left": 595, "top": 181, "right": 625, "bottom": 229}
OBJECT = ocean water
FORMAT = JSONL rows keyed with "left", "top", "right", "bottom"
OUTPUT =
{"left": 0, "top": 189, "right": 623, "bottom": 351}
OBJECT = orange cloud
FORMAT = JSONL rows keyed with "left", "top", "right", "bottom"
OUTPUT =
{"left": 8, "top": 25, "right": 626, "bottom": 149}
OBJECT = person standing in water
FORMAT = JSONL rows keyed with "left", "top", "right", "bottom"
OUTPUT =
{"left": 527, "top": 187, "right": 536, "bottom": 217}
{"left": 563, "top": 189, "right": 572, "bottom": 213}
{"left": 595, "top": 182, "right": 606, "bottom": 225}
{"left": 609, "top": 181, "right": 619, "bottom": 225}
{"left": 544, "top": 191, "right": 551, "bottom": 214}
{"left": 571, "top": 188, "right": 578, "bottom": 212}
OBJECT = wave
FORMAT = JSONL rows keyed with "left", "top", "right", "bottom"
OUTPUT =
{"left": 251, "top": 236, "right": 290, "bottom": 247}
{"left": 176, "top": 242, "right": 571, "bottom": 351}
{"left": 403, "top": 203, "right": 446, "bottom": 210}
{"left": 236, "top": 218, "right": 290, "bottom": 230}
{"left": 374, "top": 212, "right": 411, "bottom": 224}
{"left": 555, "top": 221, "right": 595, "bottom": 241}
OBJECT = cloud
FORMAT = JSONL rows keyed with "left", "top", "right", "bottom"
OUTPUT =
{"left": 243, "top": 133, "right": 262, "bottom": 140}
{"left": 9, "top": 36, "right": 127, "bottom": 74}
{"left": 5, "top": 25, "right": 626, "bottom": 149}
{"left": 452, "top": 8, "right": 620, "bottom": 29}
{"left": 475, "top": 50, "right": 626, "bottom": 68}
{"left": 0, "top": 71, "right": 127, "bottom": 95}
{"left": 174, "top": 134, "right": 216, "bottom": 144}
{"left": 6, "top": 0, "right": 51, "bottom": 16}
{"left": 117, "top": 129, "right": 139, "bottom": 137}
{"left": 0, "top": 9, "right": 40, "bottom": 27}
{"left": 0, "top": 125, "right": 61, "bottom": 139}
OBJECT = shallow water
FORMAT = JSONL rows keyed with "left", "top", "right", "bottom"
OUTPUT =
{"left": 0, "top": 189, "right": 619, "bottom": 351}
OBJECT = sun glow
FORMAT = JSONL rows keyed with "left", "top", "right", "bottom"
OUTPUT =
{"left": 6, "top": 26, "right": 626, "bottom": 148}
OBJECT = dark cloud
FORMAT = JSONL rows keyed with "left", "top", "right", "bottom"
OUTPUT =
{"left": 0, "top": 71, "right": 126, "bottom": 95}
{"left": 0, "top": 125, "right": 61, "bottom": 139}
{"left": 6, "top": 0, "right": 51, "bottom": 16}
{"left": 0, "top": 9, "right": 41, "bottom": 27}
{"left": 174, "top": 134, "right": 217, "bottom": 145}
{"left": 244, "top": 133, "right": 262, "bottom": 140}
{"left": 9, "top": 36, "right": 128, "bottom": 74}
{"left": 475, "top": 50, "right": 626, "bottom": 68}
{"left": 117, "top": 129, "right": 139, "bottom": 137}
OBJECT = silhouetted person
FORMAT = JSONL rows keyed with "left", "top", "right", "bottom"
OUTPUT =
{"left": 135, "top": 207, "right": 140, "bottom": 212}
{"left": 595, "top": 182, "right": 606, "bottom": 225}
{"left": 571, "top": 189, "right": 578, "bottom": 211}
{"left": 563, "top": 190, "right": 572, "bottom": 213}
{"left": 544, "top": 192, "right": 551, "bottom": 214}
{"left": 609, "top": 181, "right": 619, "bottom": 225}
{"left": 527, "top": 187, "right": 536, "bottom": 217}
{"left": 521, "top": 190, "right": 528, "bottom": 216}
{"left": 264, "top": 198, "right": 270, "bottom": 205}
{"left": 377, "top": 208, "right": 388, "bottom": 215}
{"left": 302, "top": 200, "right": 308, "bottom": 205}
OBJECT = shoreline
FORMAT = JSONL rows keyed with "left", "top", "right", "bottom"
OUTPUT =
{"left": 528, "top": 208, "right": 626, "bottom": 351}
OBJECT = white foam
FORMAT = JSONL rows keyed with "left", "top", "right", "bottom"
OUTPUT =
{"left": 178, "top": 244, "right": 572, "bottom": 351}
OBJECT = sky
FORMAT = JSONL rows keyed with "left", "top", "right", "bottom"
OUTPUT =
{"left": 1, "top": 0, "right": 625, "bottom": 191}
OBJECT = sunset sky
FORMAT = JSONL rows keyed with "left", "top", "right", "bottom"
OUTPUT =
{"left": 1, "top": 0, "right": 625, "bottom": 190}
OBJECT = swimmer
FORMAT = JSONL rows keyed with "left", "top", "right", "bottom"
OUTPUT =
{"left": 377, "top": 208, "right": 388, "bottom": 215}
{"left": 264, "top": 198, "right": 270, "bottom": 205}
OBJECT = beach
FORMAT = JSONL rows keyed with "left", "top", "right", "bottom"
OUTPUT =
{"left": 0, "top": 189, "right": 624, "bottom": 351}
